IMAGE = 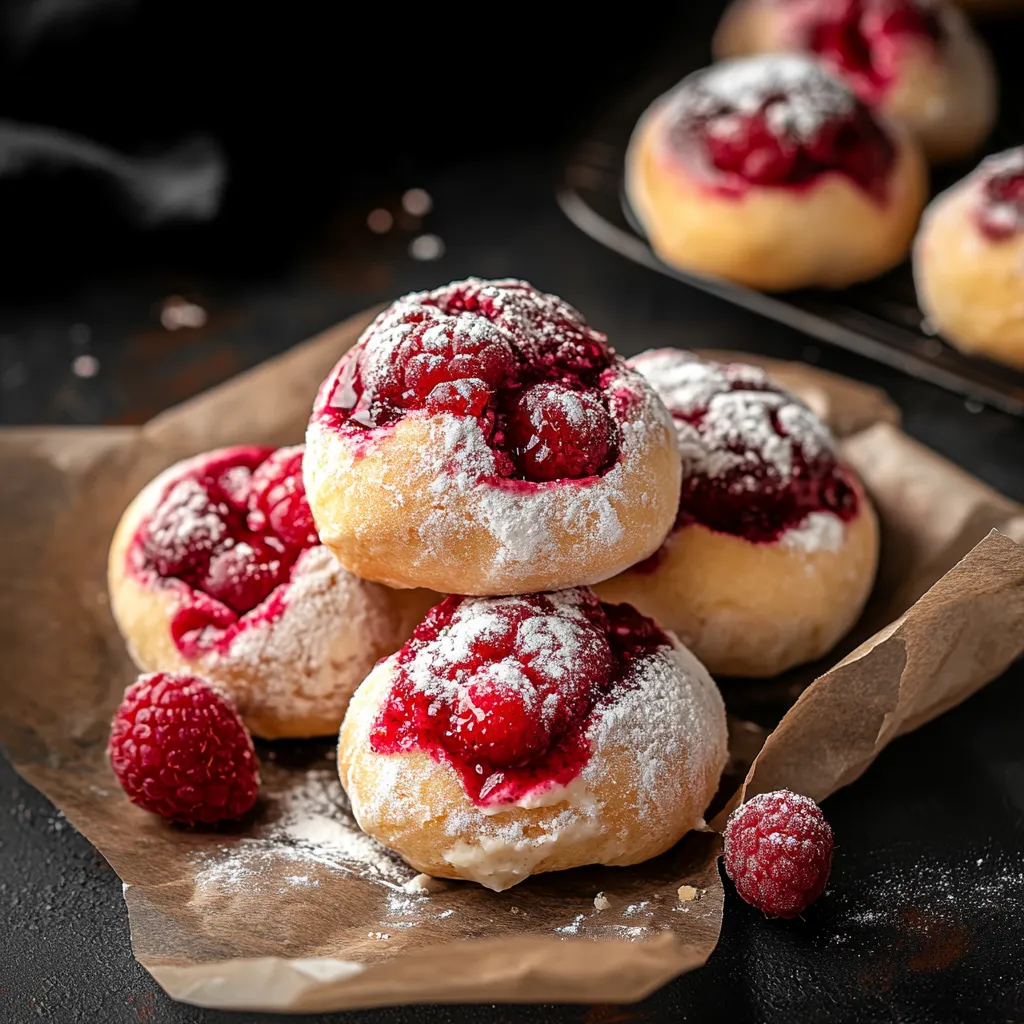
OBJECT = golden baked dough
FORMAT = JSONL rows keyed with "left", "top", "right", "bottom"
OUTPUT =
{"left": 337, "top": 590, "right": 728, "bottom": 891}
{"left": 304, "top": 279, "right": 681, "bottom": 595}
{"left": 626, "top": 56, "right": 928, "bottom": 292}
{"left": 595, "top": 350, "right": 879, "bottom": 677}
{"left": 914, "top": 149, "right": 1024, "bottom": 370}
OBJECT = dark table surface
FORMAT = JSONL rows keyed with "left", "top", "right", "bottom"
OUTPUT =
{"left": 4, "top": 5, "right": 1024, "bottom": 1019}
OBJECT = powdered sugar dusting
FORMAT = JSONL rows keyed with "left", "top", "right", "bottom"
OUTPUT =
{"left": 632, "top": 349, "right": 834, "bottom": 484}
{"left": 434, "top": 638, "right": 727, "bottom": 890}
{"left": 190, "top": 765, "right": 413, "bottom": 895}
{"left": 215, "top": 545, "right": 411, "bottom": 726}
{"left": 345, "top": 624, "right": 728, "bottom": 891}
{"left": 404, "top": 364, "right": 662, "bottom": 583}
{"left": 401, "top": 591, "right": 604, "bottom": 735}
{"left": 669, "top": 55, "right": 855, "bottom": 143}
{"left": 782, "top": 511, "right": 845, "bottom": 552}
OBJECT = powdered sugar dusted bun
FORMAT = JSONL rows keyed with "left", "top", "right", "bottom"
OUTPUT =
{"left": 626, "top": 55, "right": 927, "bottom": 291}
{"left": 304, "top": 279, "right": 681, "bottom": 596}
{"left": 914, "top": 148, "right": 1024, "bottom": 370}
{"left": 108, "top": 446, "right": 436, "bottom": 739}
{"left": 594, "top": 350, "right": 879, "bottom": 678}
{"left": 337, "top": 589, "right": 727, "bottom": 891}
{"left": 714, "top": 0, "right": 997, "bottom": 163}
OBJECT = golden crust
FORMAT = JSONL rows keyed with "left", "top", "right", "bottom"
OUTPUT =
{"left": 713, "top": 0, "right": 996, "bottom": 163}
{"left": 337, "top": 645, "right": 728, "bottom": 891}
{"left": 304, "top": 373, "right": 681, "bottom": 596}
{"left": 626, "top": 99, "right": 927, "bottom": 292}
{"left": 107, "top": 451, "right": 436, "bottom": 739}
{"left": 914, "top": 180, "right": 1024, "bottom": 371}
{"left": 595, "top": 491, "right": 879, "bottom": 678}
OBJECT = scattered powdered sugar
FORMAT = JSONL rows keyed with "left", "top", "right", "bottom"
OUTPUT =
{"left": 191, "top": 766, "right": 413, "bottom": 895}
{"left": 583, "top": 639, "right": 727, "bottom": 832}
{"left": 827, "top": 847, "right": 1024, "bottom": 954}
{"left": 631, "top": 348, "right": 836, "bottom": 485}
{"left": 670, "top": 55, "right": 855, "bottom": 142}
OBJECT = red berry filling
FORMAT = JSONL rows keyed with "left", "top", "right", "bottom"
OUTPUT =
{"left": 369, "top": 590, "right": 669, "bottom": 806}
{"left": 668, "top": 56, "right": 896, "bottom": 201}
{"left": 314, "top": 279, "right": 622, "bottom": 484}
{"left": 630, "top": 352, "right": 859, "bottom": 560}
{"left": 974, "top": 149, "right": 1024, "bottom": 241}
{"left": 130, "top": 446, "right": 320, "bottom": 657}
{"left": 787, "top": 0, "right": 945, "bottom": 102}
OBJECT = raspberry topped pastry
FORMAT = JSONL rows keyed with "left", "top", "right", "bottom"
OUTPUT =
{"left": 337, "top": 588, "right": 727, "bottom": 890}
{"left": 914, "top": 148, "right": 1024, "bottom": 370}
{"left": 108, "top": 445, "right": 435, "bottom": 739}
{"left": 626, "top": 55, "right": 927, "bottom": 291}
{"left": 714, "top": 0, "right": 997, "bottom": 163}
{"left": 595, "top": 350, "right": 878, "bottom": 678}
{"left": 304, "top": 279, "right": 681, "bottom": 595}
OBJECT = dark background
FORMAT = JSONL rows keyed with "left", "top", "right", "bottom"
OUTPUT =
{"left": 2, "top": 2, "right": 1024, "bottom": 1022}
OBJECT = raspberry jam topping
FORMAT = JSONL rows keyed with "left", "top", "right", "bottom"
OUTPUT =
{"left": 130, "top": 446, "right": 320, "bottom": 656}
{"left": 786, "top": 0, "right": 945, "bottom": 102}
{"left": 369, "top": 589, "right": 669, "bottom": 806}
{"left": 630, "top": 350, "right": 858, "bottom": 558}
{"left": 974, "top": 148, "right": 1024, "bottom": 242}
{"left": 313, "top": 279, "right": 622, "bottom": 483}
{"left": 666, "top": 56, "right": 896, "bottom": 201}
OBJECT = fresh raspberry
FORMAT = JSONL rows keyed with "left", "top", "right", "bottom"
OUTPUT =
{"left": 506, "top": 382, "right": 618, "bottom": 482}
{"left": 723, "top": 790, "right": 834, "bottom": 918}
{"left": 108, "top": 672, "right": 260, "bottom": 825}
{"left": 247, "top": 447, "right": 319, "bottom": 548}
{"left": 200, "top": 536, "right": 293, "bottom": 614}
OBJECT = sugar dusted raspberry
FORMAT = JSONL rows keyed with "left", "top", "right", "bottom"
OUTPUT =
{"left": 108, "top": 672, "right": 260, "bottom": 825}
{"left": 141, "top": 478, "right": 230, "bottom": 581}
{"left": 334, "top": 307, "right": 515, "bottom": 427}
{"left": 450, "top": 680, "right": 549, "bottom": 766}
{"left": 201, "top": 536, "right": 293, "bottom": 614}
{"left": 669, "top": 57, "right": 896, "bottom": 200}
{"left": 723, "top": 789, "right": 834, "bottom": 918}
{"left": 423, "top": 279, "right": 612, "bottom": 380}
{"left": 506, "top": 382, "right": 618, "bottom": 482}
{"left": 317, "top": 280, "right": 624, "bottom": 483}
{"left": 371, "top": 591, "right": 622, "bottom": 796}
{"left": 135, "top": 447, "right": 321, "bottom": 630}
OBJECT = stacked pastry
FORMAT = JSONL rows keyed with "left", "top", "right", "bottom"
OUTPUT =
{"left": 108, "top": 278, "right": 879, "bottom": 890}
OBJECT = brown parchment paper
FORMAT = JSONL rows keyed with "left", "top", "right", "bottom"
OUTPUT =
{"left": 3, "top": 309, "right": 1024, "bottom": 1013}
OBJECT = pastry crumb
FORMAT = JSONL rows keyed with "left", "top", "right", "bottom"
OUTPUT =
{"left": 402, "top": 873, "right": 447, "bottom": 895}
{"left": 677, "top": 885, "right": 701, "bottom": 903}
{"left": 594, "top": 892, "right": 611, "bottom": 911}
